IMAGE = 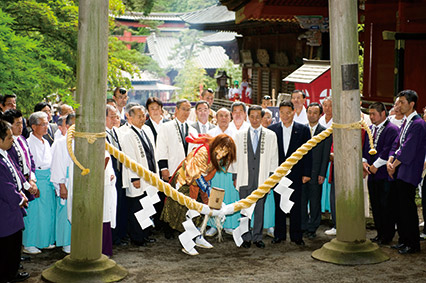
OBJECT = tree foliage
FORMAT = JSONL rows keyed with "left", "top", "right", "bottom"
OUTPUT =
{"left": 168, "top": 29, "right": 205, "bottom": 64}
{"left": 0, "top": 6, "right": 71, "bottom": 115}
{"left": 0, "top": 0, "right": 163, "bottom": 114}
{"left": 215, "top": 59, "right": 242, "bottom": 87}
{"left": 174, "top": 59, "right": 208, "bottom": 101}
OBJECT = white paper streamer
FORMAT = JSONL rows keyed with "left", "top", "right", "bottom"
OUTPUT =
{"left": 274, "top": 176, "right": 294, "bottom": 213}
{"left": 178, "top": 210, "right": 201, "bottom": 252}
{"left": 232, "top": 204, "right": 255, "bottom": 247}
{"left": 134, "top": 185, "right": 161, "bottom": 230}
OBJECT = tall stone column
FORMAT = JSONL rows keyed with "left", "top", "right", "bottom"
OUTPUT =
{"left": 312, "top": 0, "right": 388, "bottom": 265}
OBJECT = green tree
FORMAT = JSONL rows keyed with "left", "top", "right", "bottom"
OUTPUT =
{"left": 168, "top": 29, "right": 205, "bottom": 63}
{"left": 0, "top": 0, "right": 163, "bottom": 114}
{"left": 174, "top": 59, "right": 208, "bottom": 101}
{"left": 0, "top": 8, "right": 70, "bottom": 115}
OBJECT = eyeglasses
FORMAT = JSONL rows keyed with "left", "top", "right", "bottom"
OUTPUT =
{"left": 263, "top": 96, "right": 271, "bottom": 100}
{"left": 37, "top": 123, "right": 49, "bottom": 127}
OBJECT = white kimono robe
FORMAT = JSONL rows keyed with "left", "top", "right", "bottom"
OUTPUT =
{"left": 120, "top": 125, "right": 158, "bottom": 197}
{"left": 104, "top": 151, "right": 117, "bottom": 227}
{"left": 230, "top": 127, "right": 278, "bottom": 191}
{"left": 227, "top": 120, "right": 250, "bottom": 133}
{"left": 155, "top": 119, "right": 197, "bottom": 177}
{"left": 50, "top": 134, "right": 73, "bottom": 221}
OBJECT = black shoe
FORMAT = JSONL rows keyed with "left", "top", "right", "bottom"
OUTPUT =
{"left": 271, "top": 237, "right": 283, "bottom": 244}
{"left": 398, "top": 246, "right": 420, "bottom": 254}
{"left": 254, "top": 241, "right": 265, "bottom": 248}
{"left": 391, "top": 243, "right": 406, "bottom": 250}
{"left": 8, "top": 272, "right": 30, "bottom": 282}
{"left": 292, "top": 239, "right": 305, "bottom": 246}
{"left": 143, "top": 237, "right": 156, "bottom": 243}
{"left": 370, "top": 236, "right": 380, "bottom": 242}
{"left": 241, "top": 241, "right": 251, "bottom": 248}
{"left": 132, "top": 240, "right": 147, "bottom": 247}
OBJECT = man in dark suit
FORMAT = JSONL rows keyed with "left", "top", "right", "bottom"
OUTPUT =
{"left": 269, "top": 101, "right": 312, "bottom": 246}
{"left": 190, "top": 101, "right": 215, "bottom": 134}
{"left": 363, "top": 102, "right": 399, "bottom": 245}
{"left": 301, "top": 103, "right": 332, "bottom": 239}
{"left": 387, "top": 90, "right": 426, "bottom": 254}
{"left": 145, "top": 97, "right": 169, "bottom": 145}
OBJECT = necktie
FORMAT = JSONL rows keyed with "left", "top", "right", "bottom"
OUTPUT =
{"left": 140, "top": 130, "right": 156, "bottom": 173}
{"left": 202, "top": 124, "right": 207, "bottom": 134}
{"left": 372, "top": 126, "right": 378, "bottom": 140}
{"left": 310, "top": 127, "right": 314, "bottom": 138}
{"left": 253, "top": 129, "right": 259, "bottom": 153}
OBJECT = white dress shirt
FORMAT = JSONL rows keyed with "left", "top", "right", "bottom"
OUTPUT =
{"left": 281, "top": 121, "right": 294, "bottom": 155}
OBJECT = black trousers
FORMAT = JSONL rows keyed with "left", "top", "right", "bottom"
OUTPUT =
{"left": 368, "top": 179, "right": 396, "bottom": 242}
{"left": 111, "top": 175, "right": 128, "bottom": 244}
{"left": 394, "top": 179, "right": 420, "bottom": 249}
{"left": 274, "top": 186, "right": 302, "bottom": 241}
{"left": 0, "top": 230, "right": 22, "bottom": 283}
{"left": 127, "top": 194, "right": 148, "bottom": 242}
{"left": 240, "top": 186, "right": 266, "bottom": 242}
{"left": 301, "top": 182, "right": 323, "bottom": 233}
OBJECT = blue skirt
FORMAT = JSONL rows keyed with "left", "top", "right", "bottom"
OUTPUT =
{"left": 321, "top": 163, "right": 331, "bottom": 212}
{"left": 210, "top": 170, "right": 240, "bottom": 229}
{"left": 263, "top": 191, "right": 275, "bottom": 228}
{"left": 55, "top": 197, "right": 71, "bottom": 247}
{"left": 23, "top": 169, "right": 56, "bottom": 248}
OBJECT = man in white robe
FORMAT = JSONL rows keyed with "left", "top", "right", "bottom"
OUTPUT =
{"left": 228, "top": 102, "right": 250, "bottom": 133}
{"left": 230, "top": 106, "right": 278, "bottom": 249}
{"left": 120, "top": 105, "right": 157, "bottom": 246}
{"left": 50, "top": 114, "right": 75, "bottom": 254}
{"left": 291, "top": 90, "right": 308, "bottom": 125}
{"left": 156, "top": 99, "right": 197, "bottom": 182}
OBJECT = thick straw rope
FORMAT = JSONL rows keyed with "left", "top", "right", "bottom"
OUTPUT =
{"left": 67, "top": 120, "right": 375, "bottom": 213}
{"left": 105, "top": 141, "right": 205, "bottom": 212}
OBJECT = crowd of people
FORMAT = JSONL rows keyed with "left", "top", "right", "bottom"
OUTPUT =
{"left": 1, "top": 87, "right": 425, "bottom": 282}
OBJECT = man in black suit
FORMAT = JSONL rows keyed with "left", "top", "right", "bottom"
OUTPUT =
{"left": 144, "top": 97, "right": 169, "bottom": 145}
{"left": 190, "top": 101, "right": 215, "bottom": 134}
{"left": 268, "top": 101, "right": 312, "bottom": 246}
{"left": 301, "top": 103, "right": 332, "bottom": 239}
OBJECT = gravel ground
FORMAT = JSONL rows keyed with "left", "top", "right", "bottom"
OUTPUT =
{"left": 23, "top": 219, "right": 426, "bottom": 283}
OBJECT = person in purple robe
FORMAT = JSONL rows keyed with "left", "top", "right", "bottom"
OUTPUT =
{"left": 2, "top": 109, "right": 38, "bottom": 201}
{"left": 362, "top": 102, "right": 398, "bottom": 245}
{"left": 387, "top": 90, "right": 426, "bottom": 254}
{"left": 0, "top": 119, "right": 30, "bottom": 283}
